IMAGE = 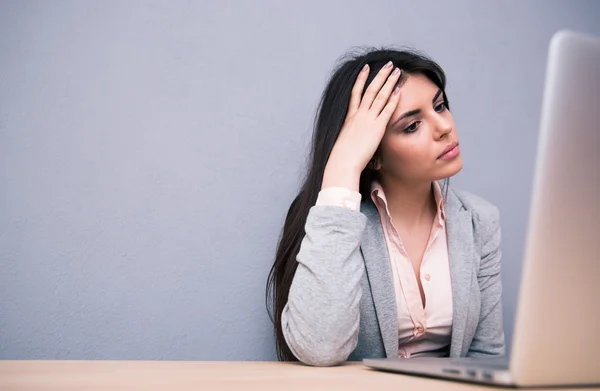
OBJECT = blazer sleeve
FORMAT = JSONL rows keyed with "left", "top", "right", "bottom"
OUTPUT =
{"left": 467, "top": 205, "right": 506, "bottom": 357}
{"left": 281, "top": 204, "right": 367, "bottom": 366}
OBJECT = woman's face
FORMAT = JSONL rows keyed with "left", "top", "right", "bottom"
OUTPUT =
{"left": 375, "top": 73, "right": 463, "bottom": 183}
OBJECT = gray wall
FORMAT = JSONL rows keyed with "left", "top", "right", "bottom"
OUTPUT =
{"left": 1, "top": 0, "right": 599, "bottom": 360}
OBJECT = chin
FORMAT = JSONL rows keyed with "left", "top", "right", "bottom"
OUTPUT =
{"left": 433, "top": 156, "right": 463, "bottom": 180}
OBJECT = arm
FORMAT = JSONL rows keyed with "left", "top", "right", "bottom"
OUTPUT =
{"left": 281, "top": 197, "right": 367, "bottom": 366}
{"left": 467, "top": 206, "right": 506, "bottom": 357}
{"left": 281, "top": 61, "right": 402, "bottom": 366}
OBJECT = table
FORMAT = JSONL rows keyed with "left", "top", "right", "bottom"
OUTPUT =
{"left": 1, "top": 361, "right": 598, "bottom": 390}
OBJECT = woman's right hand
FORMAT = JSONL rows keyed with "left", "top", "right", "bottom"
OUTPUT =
{"left": 322, "top": 61, "right": 402, "bottom": 192}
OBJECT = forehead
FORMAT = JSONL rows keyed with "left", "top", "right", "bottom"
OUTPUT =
{"left": 395, "top": 73, "right": 440, "bottom": 110}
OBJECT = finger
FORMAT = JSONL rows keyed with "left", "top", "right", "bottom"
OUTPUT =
{"left": 379, "top": 84, "right": 401, "bottom": 124}
{"left": 371, "top": 68, "right": 401, "bottom": 115}
{"left": 359, "top": 61, "right": 394, "bottom": 110}
{"left": 348, "top": 64, "right": 370, "bottom": 115}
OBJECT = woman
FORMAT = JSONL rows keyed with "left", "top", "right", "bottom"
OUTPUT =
{"left": 266, "top": 48, "right": 504, "bottom": 366}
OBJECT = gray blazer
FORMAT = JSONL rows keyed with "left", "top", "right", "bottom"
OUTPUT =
{"left": 281, "top": 185, "right": 505, "bottom": 366}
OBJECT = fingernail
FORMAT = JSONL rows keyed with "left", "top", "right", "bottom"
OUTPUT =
{"left": 362, "top": 64, "right": 369, "bottom": 72}
{"left": 392, "top": 67, "right": 400, "bottom": 75}
{"left": 393, "top": 86, "right": 400, "bottom": 95}
{"left": 384, "top": 61, "right": 393, "bottom": 69}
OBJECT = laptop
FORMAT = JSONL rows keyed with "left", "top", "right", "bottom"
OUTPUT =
{"left": 363, "top": 29, "right": 600, "bottom": 387}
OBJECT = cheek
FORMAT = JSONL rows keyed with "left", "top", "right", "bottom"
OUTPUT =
{"left": 380, "top": 134, "right": 432, "bottom": 172}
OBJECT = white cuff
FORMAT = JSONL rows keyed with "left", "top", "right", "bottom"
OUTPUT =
{"left": 315, "top": 187, "right": 362, "bottom": 212}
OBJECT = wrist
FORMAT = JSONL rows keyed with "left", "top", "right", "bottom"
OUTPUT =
{"left": 322, "top": 162, "right": 361, "bottom": 192}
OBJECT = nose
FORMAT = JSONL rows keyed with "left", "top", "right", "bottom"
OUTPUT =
{"left": 433, "top": 113, "right": 452, "bottom": 140}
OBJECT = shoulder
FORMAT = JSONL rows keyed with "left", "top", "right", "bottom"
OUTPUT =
{"left": 449, "top": 187, "right": 501, "bottom": 238}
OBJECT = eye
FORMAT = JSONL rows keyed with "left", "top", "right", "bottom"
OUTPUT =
{"left": 435, "top": 101, "right": 448, "bottom": 113}
{"left": 404, "top": 121, "right": 420, "bottom": 133}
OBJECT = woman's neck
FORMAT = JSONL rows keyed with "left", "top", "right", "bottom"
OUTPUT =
{"left": 378, "top": 177, "right": 437, "bottom": 228}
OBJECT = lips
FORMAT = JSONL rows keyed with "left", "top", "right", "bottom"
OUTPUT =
{"left": 438, "top": 142, "right": 459, "bottom": 159}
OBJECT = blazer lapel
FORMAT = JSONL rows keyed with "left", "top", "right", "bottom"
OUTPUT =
{"left": 445, "top": 188, "right": 475, "bottom": 357}
{"left": 360, "top": 201, "right": 398, "bottom": 359}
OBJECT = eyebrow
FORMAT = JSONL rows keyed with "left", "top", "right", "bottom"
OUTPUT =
{"left": 389, "top": 89, "right": 444, "bottom": 129}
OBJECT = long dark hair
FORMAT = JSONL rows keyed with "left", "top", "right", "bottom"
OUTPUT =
{"left": 266, "top": 48, "right": 449, "bottom": 361}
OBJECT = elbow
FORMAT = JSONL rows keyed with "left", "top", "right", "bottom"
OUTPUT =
{"left": 292, "top": 341, "right": 355, "bottom": 367}
{"left": 283, "top": 324, "right": 359, "bottom": 367}
{"left": 280, "top": 297, "right": 361, "bottom": 367}
{"left": 303, "top": 356, "right": 346, "bottom": 367}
